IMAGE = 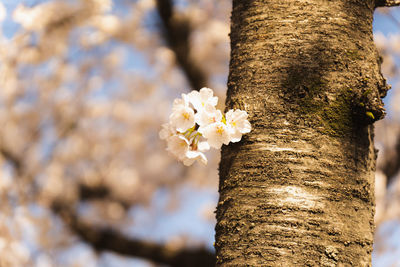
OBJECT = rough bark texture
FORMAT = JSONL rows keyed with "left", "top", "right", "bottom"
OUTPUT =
{"left": 215, "top": 0, "right": 388, "bottom": 266}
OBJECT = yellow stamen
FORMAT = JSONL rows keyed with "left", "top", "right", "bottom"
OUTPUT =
{"left": 216, "top": 126, "right": 224, "bottom": 135}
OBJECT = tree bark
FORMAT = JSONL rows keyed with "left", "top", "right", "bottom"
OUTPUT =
{"left": 215, "top": 0, "right": 388, "bottom": 266}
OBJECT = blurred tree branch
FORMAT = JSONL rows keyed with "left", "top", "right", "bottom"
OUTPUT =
{"left": 0, "top": 145, "right": 216, "bottom": 266}
{"left": 156, "top": 0, "right": 207, "bottom": 90}
{"left": 0, "top": 148, "right": 23, "bottom": 176}
{"left": 78, "top": 184, "right": 131, "bottom": 209}
{"left": 0, "top": 1, "right": 216, "bottom": 264}
{"left": 379, "top": 134, "right": 400, "bottom": 186}
{"left": 52, "top": 201, "right": 216, "bottom": 267}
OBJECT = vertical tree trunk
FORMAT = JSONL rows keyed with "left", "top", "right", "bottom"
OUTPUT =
{"left": 215, "top": 0, "right": 388, "bottom": 266}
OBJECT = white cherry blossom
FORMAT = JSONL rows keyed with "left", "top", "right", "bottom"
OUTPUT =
{"left": 226, "top": 109, "right": 251, "bottom": 142}
{"left": 161, "top": 88, "right": 252, "bottom": 165}
{"left": 166, "top": 135, "right": 190, "bottom": 160}
{"left": 169, "top": 105, "right": 195, "bottom": 132}
{"left": 169, "top": 93, "right": 195, "bottom": 132}
{"left": 195, "top": 103, "right": 222, "bottom": 130}
{"left": 159, "top": 123, "right": 176, "bottom": 140}
{"left": 182, "top": 141, "right": 209, "bottom": 166}
{"left": 197, "top": 140, "right": 210, "bottom": 152}
{"left": 201, "top": 122, "right": 230, "bottom": 149}
{"left": 188, "top": 87, "right": 218, "bottom": 112}
{"left": 172, "top": 93, "right": 190, "bottom": 112}
{"left": 183, "top": 150, "right": 207, "bottom": 166}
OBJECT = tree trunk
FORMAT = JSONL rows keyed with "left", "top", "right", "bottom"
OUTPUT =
{"left": 215, "top": 0, "right": 388, "bottom": 266}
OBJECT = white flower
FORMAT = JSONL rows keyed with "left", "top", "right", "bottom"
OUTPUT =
{"left": 195, "top": 103, "right": 222, "bottom": 130}
{"left": 166, "top": 135, "right": 209, "bottom": 166}
{"left": 202, "top": 122, "right": 230, "bottom": 149}
{"left": 169, "top": 93, "right": 195, "bottom": 132}
{"left": 172, "top": 93, "right": 190, "bottom": 112}
{"left": 183, "top": 151, "right": 207, "bottom": 166}
{"left": 182, "top": 142, "right": 209, "bottom": 166}
{"left": 166, "top": 135, "right": 190, "bottom": 160}
{"left": 197, "top": 141, "right": 210, "bottom": 152}
{"left": 226, "top": 109, "right": 251, "bottom": 142}
{"left": 188, "top": 87, "right": 218, "bottom": 112}
{"left": 159, "top": 123, "right": 176, "bottom": 140}
{"left": 169, "top": 106, "right": 195, "bottom": 132}
{"left": 160, "top": 87, "right": 252, "bottom": 166}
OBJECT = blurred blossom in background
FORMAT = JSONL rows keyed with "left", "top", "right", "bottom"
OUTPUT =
{"left": 0, "top": 0, "right": 399, "bottom": 266}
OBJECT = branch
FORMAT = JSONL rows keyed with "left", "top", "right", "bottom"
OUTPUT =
{"left": 0, "top": 148, "right": 22, "bottom": 169}
{"left": 0, "top": 147, "right": 23, "bottom": 176}
{"left": 376, "top": 0, "right": 400, "bottom": 7}
{"left": 1, "top": 146, "right": 215, "bottom": 266}
{"left": 79, "top": 184, "right": 130, "bottom": 209}
{"left": 1, "top": 144, "right": 215, "bottom": 266}
{"left": 52, "top": 201, "right": 216, "bottom": 267}
{"left": 156, "top": 0, "right": 207, "bottom": 91}
{"left": 379, "top": 134, "right": 400, "bottom": 186}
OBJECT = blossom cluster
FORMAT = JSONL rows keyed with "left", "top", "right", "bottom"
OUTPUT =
{"left": 160, "top": 88, "right": 251, "bottom": 166}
